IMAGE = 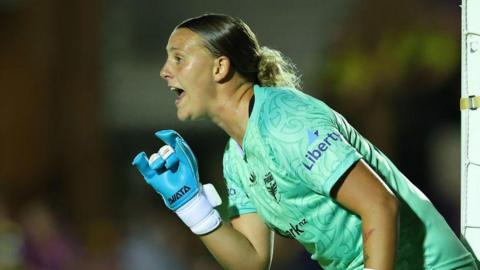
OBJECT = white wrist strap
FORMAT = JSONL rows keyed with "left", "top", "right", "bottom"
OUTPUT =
{"left": 175, "top": 184, "right": 222, "bottom": 235}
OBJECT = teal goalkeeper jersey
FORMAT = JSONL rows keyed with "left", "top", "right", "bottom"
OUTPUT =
{"left": 223, "top": 85, "right": 475, "bottom": 270}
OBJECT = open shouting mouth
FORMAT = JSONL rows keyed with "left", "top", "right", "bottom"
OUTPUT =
{"left": 170, "top": 87, "right": 186, "bottom": 104}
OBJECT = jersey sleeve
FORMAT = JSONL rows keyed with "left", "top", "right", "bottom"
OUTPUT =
{"left": 259, "top": 89, "right": 363, "bottom": 197}
{"left": 297, "top": 128, "right": 362, "bottom": 197}
{"left": 223, "top": 140, "right": 257, "bottom": 219}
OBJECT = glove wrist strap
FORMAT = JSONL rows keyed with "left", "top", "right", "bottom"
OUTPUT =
{"left": 175, "top": 185, "right": 222, "bottom": 235}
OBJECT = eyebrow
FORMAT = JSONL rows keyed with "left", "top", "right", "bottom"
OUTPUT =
{"left": 166, "top": 45, "right": 181, "bottom": 52}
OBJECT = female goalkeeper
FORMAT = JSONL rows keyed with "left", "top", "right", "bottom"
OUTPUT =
{"left": 132, "top": 14, "right": 478, "bottom": 270}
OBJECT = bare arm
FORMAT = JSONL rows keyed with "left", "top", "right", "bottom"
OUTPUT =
{"left": 332, "top": 159, "right": 399, "bottom": 270}
{"left": 200, "top": 212, "right": 274, "bottom": 270}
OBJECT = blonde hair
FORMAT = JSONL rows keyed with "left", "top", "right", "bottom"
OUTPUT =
{"left": 257, "top": 46, "right": 301, "bottom": 89}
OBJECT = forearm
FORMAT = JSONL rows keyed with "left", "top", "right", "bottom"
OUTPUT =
{"left": 200, "top": 222, "right": 272, "bottom": 270}
{"left": 361, "top": 198, "right": 399, "bottom": 270}
{"left": 133, "top": 134, "right": 271, "bottom": 269}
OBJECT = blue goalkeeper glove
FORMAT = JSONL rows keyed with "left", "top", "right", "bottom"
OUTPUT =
{"left": 132, "top": 130, "right": 222, "bottom": 235}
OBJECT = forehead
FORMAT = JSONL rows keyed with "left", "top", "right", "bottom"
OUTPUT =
{"left": 166, "top": 28, "right": 207, "bottom": 54}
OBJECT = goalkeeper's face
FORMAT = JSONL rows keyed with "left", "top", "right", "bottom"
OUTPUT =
{"left": 160, "top": 28, "right": 218, "bottom": 121}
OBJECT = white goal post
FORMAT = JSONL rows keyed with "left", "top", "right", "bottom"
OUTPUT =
{"left": 461, "top": 0, "right": 480, "bottom": 260}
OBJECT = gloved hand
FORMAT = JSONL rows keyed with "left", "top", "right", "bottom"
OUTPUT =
{"left": 132, "top": 130, "right": 222, "bottom": 235}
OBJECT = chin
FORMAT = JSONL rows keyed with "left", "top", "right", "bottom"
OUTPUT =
{"left": 176, "top": 111, "right": 193, "bottom": 122}
{"left": 176, "top": 114, "right": 188, "bottom": 122}
{"left": 177, "top": 108, "right": 204, "bottom": 122}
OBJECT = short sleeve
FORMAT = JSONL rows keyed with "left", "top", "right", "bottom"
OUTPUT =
{"left": 294, "top": 127, "right": 362, "bottom": 196}
{"left": 258, "top": 89, "right": 362, "bottom": 197}
{"left": 223, "top": 140, "right": 257, "bottom": 218}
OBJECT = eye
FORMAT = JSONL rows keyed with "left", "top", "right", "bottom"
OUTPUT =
{"left": 174, "top": 55, "right": 183, "bottom": 64}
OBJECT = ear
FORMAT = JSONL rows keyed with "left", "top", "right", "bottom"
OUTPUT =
{"left": 212, "top": 56, "right": 231, "bottom": 82}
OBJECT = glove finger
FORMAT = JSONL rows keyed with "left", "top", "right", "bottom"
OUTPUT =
{"left": 148, "top": 153, "right": 166, "bottom": 171}
{"left": 164, "top": 153, "right": 179, "bottom": 170}
{"left": 148, "top": 170, "right": 176, "bottom": 194}
{"left": 175, "top": 137, "right": 199, "bottom": 176}
{"left": 155, "top": 130, "right": 182, "bottom": 146}
{"left": 156, "top": 130, "right": 198, "bottom": 178}
{"left": 132, "top": 152, "right": 156, "bottom": 180}
{"left": 156, "top": 144, "right": 178, "bottom": 170}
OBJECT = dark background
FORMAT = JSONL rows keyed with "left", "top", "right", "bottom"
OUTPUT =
{"left": 0, "top": 0, "right": 461, "bottom": 269}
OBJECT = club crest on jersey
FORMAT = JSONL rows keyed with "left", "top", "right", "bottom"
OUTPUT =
{"left": 302, "top": 131, "right": 341, "bottom": 171}
{"left": 263, "top": 172, "right": 280, "bottom": 202}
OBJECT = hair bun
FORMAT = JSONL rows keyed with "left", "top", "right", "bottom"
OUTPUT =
{"left": 257, "top": 46, "right": 301, "bottom": 89}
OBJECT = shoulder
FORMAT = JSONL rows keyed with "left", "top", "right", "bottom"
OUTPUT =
{"left": 257, "top": 86, "right": 332, "bottom": 114}
{"left": 254, "top": 86, "right": 336, "bottom": 145}
{"left": 253, "top": 87, "right": 359, "bottom": 174}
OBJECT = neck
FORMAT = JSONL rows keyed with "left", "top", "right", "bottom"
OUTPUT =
{"left": 209, "top": 82, "right": 254, "bottom": 147}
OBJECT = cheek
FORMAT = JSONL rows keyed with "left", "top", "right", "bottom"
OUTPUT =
{"left": 185, "top": 59, "right": 213, "bottom": 85}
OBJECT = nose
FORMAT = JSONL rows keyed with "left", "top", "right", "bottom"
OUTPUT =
{"left": 160, "top": 63, "right": 172, "bottom": 80}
